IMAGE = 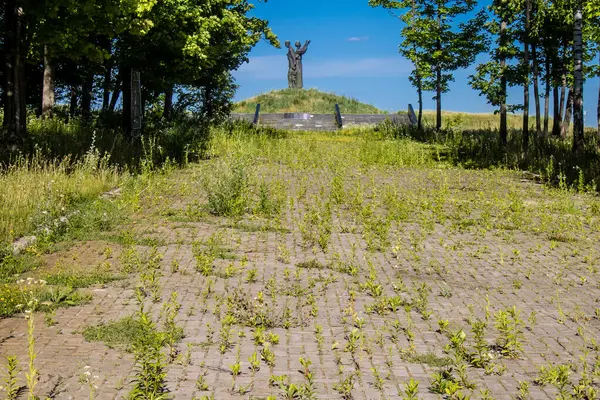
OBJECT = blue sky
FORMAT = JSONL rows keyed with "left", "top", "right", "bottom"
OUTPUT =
{"left": 233, "top": 0, "right": 599, "bottom": 127}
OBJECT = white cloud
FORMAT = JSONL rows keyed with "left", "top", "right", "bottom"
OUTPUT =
{"left": 235, "top": 55, "right": 412, "bottom": 80}
{"left": 347, "top": 36, "right": 369, "bottom": 42}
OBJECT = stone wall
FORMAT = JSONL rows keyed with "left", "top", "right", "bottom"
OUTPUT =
{"left": 229, "top": 112, "right": 412, "bottom": 132}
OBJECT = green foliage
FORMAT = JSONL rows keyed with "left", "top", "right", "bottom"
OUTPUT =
{"left": 2, "top": 355, "right": 21, "bottom": 400}
{"left": 203, "top": 157, "right": 252, "bottom": 217}
{"left": 233, "top": 88, "right": 384, "bottom": 114}
{"left": 494, "top": 306, "right": 525, "bottom": 358}
{"left": 127, "top": 312, "right": 169, "bottom": 399}
{"left": 0, "top": 151, "right": 121, "bottom": 247}
{"left": 370, "top": 0, "right": 487, "bottom": 129}
{"left": 43, "top": 269, "right": 120, "bottom": 288}
{"left": 82, "top": 317, "right": 147, "bottom": 351}
{"left": 0, "top": 282, "right": 90, "bottom": 317}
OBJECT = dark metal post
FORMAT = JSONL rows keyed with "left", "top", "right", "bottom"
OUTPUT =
{"left": 253, "top": 103, "right": 261, "bottom": 124}
{"left": 334, "top": 103, "right": 343, "bottom": 128}
{"left": 407, "top": 104, "right": 417, "bottom": 125}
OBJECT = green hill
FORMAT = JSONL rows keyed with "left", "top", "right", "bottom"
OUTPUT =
{"left": 232, "top": 88, "right": 385, "bottom": 114}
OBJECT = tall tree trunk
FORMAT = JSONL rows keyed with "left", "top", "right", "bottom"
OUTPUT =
{"left": 435, "top": 9, "right": 442, "bottom": 131}
{"left": 500, "top": 19, "right": 508, "bottom": 145}
{"left": 164, "top": 86, "right": 173, "bottom": 120}
{"left": 572, "top": 5, "right": 584, "bottom": 152}
{"left": 70, "top": 86, "right": 78, "bottom": 117}
{"left": 3, "top": 0, "right": 27, "bottom": 147}
{"left": 81, "top": 69, "right": 94, "bottom": 120}
{"left": 552, "top": 86, "right": 561, "bottom": 136}
{"left": 410, "top": 0, "right": 422, "bottom": 131}
{"left": 3, "top": 0, "right": 16, "bottom": 135}
{"left": 559, "top": 74, "right": 566, "bottom": 123}
{"left": 544, "top": 56, "right": 550, "bottom": 136}
{"left": 109, "top": 88, "right": 120, "bottom": 111}
{"left": 532, "top": 43, "right": 541, "bottom": 136}
{"left": 204, "top": 84, "right": 214, "bottom": 120}
{"left": 561, "top": 87, "right": 573, "bottom": 137}
{"left": 122, "top": 66, "right": 132, "bottom": 135}
{"left": 109, "top": 69, "right": 122, "bottom": 112}
{"left": 101, "top": 38, "right": 112, "bottom": 111}
{"left": 522, "top": 0, "right": 531, "bottom": 152}
{"left": 102, "top": 64, "right": 111, "bottom": 111}
{"left": 41, "top": 45, "right": 55, "bottom": 118}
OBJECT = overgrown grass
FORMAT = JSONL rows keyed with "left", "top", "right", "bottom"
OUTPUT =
{"left": 0, "top": 282, "right": 91, "bottom": 317}
{"left": 419, "top": 110, "right": 541, "bottom": 131}
{"left": 8, "top": 111, "right": 212, "bottom": 167}
{"left": 208, "top": 122, "right": 444, "bottom": 170}
{"left": 0, "top": 151, "right": 121, "bottom": 246}
{"left": 43, "top": 269, "right": 121, "bottom": 288}
{"left": 81, "top": 317, "right": 146, "bottom": 350}
{"left": 391, "top": 124, "right": 600, "bottom": 189}
{"left": 233, "top": 88, "right": 385, "bottom": 114}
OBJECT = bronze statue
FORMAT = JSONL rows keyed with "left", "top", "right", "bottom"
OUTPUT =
{"left": 285, "top": 40, "right": 310, "bottom": 88}
{"left": 285, "top": 41, "right": 297, "bottom": 88}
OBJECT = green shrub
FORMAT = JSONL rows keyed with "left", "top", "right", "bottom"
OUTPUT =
{"left": 203, "top": 157, "right": 252, "bottom": 217}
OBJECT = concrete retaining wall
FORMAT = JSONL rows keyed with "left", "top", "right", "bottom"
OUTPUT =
{"left": 230, "top": 112, "right": 412, "bottom": 132}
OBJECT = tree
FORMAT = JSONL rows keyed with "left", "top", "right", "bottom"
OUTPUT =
{"left": 572, "top": 1, "right": 584, "bottom": 152}
{"left": 368, "top": 0, "right": 432, "bottom": 130}
{"left": 113, "top": 0, "right": 278, "bottom": 134}
{"left": 371, "top": 0, "right": 486, "bottom": 130}
{"left": 3, "top": 0, "right": 28, "bottom": 147}
{"left": 522, "top": 0, "right": 531, "bottom": 150}
{"left": 469, "top": 0, "right": 521, "bottom": 145}
{"left": 0, "top": 0, "right": 278, "bottom": 150}
{"left": 585, "top": 0, "right": 600, "bottom": 139}
{"left": 1, "top": 0, "right": 157, "bottom": 144}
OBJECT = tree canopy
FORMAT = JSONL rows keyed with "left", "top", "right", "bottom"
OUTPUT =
{"left": 1, "top": 0, "right": 278, "bottom": 146}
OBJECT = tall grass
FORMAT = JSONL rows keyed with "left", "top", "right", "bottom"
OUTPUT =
{"left": 2, "top": 113, "right": 211, "bottom": 169}
{"left": 386, "top": 123, "right": 600, "bottom": 189}
{"left": 419, "top": 110, "right": 542, "bottom": 131}
{"left": 0, "top": 150, "right": 121, "bottom": 246}
{"left": 207, "top": 121, "right": 443, "bottom": 170}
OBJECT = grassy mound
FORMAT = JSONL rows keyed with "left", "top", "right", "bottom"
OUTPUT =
{"left": 233, "top": 88, "right": 384, "bottom": 114}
